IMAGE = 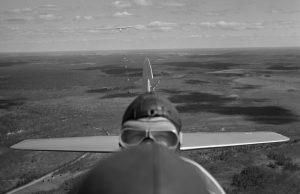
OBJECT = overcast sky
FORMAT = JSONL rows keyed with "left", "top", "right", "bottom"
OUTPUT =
{"left": 0, "top": 0, "right": 299, "bottom": 52}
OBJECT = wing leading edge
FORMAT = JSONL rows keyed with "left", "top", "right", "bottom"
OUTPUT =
{"left": 180, "top": 131, "right": 289, "bottom": 150}
{"left": 11, "top": 136, "right": 119, "bottom": 152}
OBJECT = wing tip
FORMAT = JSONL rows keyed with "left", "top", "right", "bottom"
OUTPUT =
{"left": 10, "top": 140, "right": 29, "bottom": 150}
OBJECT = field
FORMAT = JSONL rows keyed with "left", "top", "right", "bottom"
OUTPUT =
{"left": 0, "top": 47, "right": 300, "bottom": 194}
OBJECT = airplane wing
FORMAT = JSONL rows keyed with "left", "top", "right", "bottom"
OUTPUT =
{"left": 11, "top": 132, "right": 289, "bottom": 152}
{"left": 11, "top": 136, "right": 120, "bottom": 152}
{"left": 180, "top": 131, "right": 289, "bottom": 150}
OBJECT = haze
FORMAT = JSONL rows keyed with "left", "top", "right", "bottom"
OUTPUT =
{"left": 0, "top": 0, "right": 299, "bottom": 52}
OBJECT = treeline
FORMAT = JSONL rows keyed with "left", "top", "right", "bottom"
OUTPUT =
{"left": 228, "top": 152, "right": 299, "bottom": 194}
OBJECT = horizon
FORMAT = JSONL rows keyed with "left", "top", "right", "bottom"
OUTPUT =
{"left": 0, "top": 46, "right": 299, "bottom": 55}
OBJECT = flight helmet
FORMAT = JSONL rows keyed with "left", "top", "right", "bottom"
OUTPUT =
{"left": 122, "top": 92, "right": 182, "bottom": 132}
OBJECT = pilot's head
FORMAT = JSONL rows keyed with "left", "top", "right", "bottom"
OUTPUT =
{"left": 119, "top": 92, "right": 182, "bottom": 151}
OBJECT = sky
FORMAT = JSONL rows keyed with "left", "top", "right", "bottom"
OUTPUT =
{"left": 0, "top": 0, "right": 299, "bottom": 52}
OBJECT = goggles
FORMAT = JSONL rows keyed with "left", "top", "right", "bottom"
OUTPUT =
{"left": 119, "top": 128, "right": 180, "bottom": 149}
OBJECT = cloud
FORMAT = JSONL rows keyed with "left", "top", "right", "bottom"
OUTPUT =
{"left": 199, "top": 21, "right": 264, "bottom": 30}
{"left": 39, "top": 4, "right": 59, "bottom": 11}
{"left": 268, "top": 20, "right": 300, "bottom": 29}
{"left": 148, "top": 21, "right": 177, "bottom": 26}
{"left": 147, "top": 21, "right": 178, "bottom": 31}
{"left": 38, "top": 14, "right": 62, "bottom": 21}
{"left": 187, "top": 34, "right": 213, "bottom": 38}
{"left": 205, "top": 9, "right": 239, "bottom": 16}
{"left": 113, "top": 11, "right": 133, "bottom": 17}
{"left": 134, "top": 0, "right": 152, "bottom": 6}
{"left": 271, "top": 9, "right": 300, "bottom": 14}
{"left": 112, "top": 1, "right": 132, "bottom": 8}
{"left": 160, "top": 2, "right": 185, "bottom": 7}
{"left": 40, "top": 4, "right": 57, "bottom": 8}
{"left": 75, "top": 15, "right": 94, "bottom": 20}
{"left": 3, "top": 17, "right": 32, "bottom": 24}
{"left": 11, "top": 7, "right": 33, "bottom": 13}
{"left": 271, "top": 10, "right": 281, "bottom": 14}
{"left": 133, "top": 24, "right": 147, "bottom": 30}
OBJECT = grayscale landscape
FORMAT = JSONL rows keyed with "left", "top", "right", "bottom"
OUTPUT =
{"left": 1, "top": 47, "right": 300, "bottom": 193}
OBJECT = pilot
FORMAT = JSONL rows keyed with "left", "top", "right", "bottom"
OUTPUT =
{"left": 119, "top": 92, "right": 182, "bottom": 151}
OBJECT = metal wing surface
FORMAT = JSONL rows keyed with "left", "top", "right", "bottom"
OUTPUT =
{"left": 11, "top": 136, "right": 120, "bottom": 152}
{"left": 11, "top": 132, "right": 289, "bottom": 152}
{"left": 180, "top": 131, "right": 289, "bottom": 150}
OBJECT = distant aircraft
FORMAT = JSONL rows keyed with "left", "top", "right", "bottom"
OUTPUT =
{"left": 97, "top": 25, "right": 135, "bottom": 32}
{"left": 11, "top": 58, "right": 289, "bottom": 193}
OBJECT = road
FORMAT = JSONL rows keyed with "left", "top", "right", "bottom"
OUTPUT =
{"left": 6, "top": 153, "right": 89, "bottom": 194}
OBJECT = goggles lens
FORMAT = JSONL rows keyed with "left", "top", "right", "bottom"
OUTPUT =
{"left": 120, "top": 130, "right": 147, "bottom": 145}
{"left": 120, "top": 129, "right": 179, "bottom": 148}
{"left": 151, "top": 131, "right": 179, "bottom": 147}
